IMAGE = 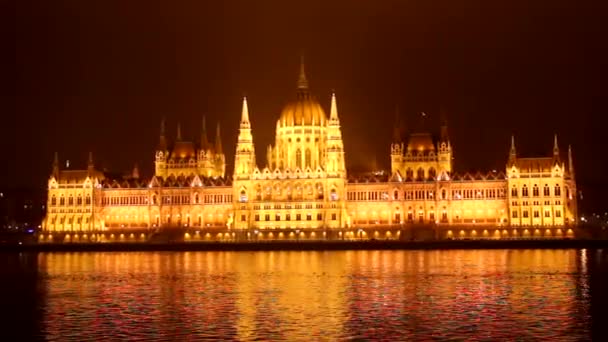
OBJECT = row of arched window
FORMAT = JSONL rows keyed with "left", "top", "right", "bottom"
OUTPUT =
{"left": 100, "top": 193, "right": 233, "bottom": 206}
{"left": 404, "top": 167, "right": 437, "bottom": 181}
{"left": 511, "top": 184, "right": 564, "bottom": 198}
{"left": 239, "top": 188, "right": 338, "bottom": 202}
{"left": 50, "top": 194, "right": 92, "bottom": 206}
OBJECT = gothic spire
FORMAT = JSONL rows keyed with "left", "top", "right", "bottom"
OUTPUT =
{"left": 215, "top": 122, "right": 223, "bottom": 155}
{"left": 568, "top": 144, "right": 575, "bottom": 178}
{"left": 509, "top": 135, "right": 516, "bottom": 157}
{"left": 553, "top": 133, "right": 560, "bottom": 157}
{"left": 176, "top": 122, "right": 182, "bottom": 141}
{"left": 440, "top": 109, "right": 449, "bottom": 142}
{"left": 52, "top": 152, "right": 59, "bottom": 177}
{"left": 201, "top": 115, "right": 209, "bottom": 149}
{"left": 87, "top": 151, "right": 94, "bottom": 173}
{"left": 330, "top": 92, "right": 339, "bottom": 122}
{"left": 158, "top": 118, "right": 167, "bottom": 150}
{"left": 241, "top": 96, "right": 250, "bottom": 125}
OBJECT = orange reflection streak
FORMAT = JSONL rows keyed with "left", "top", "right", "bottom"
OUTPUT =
{"left": 38, "top": 250, "right": 589, "bottom": 340}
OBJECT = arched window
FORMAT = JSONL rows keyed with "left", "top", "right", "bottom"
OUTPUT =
{"left": 152, "top": 194, "right": 157, "bottom": 205}
{"left": 330, "top": 189, "right": 338, "bottom": 201}
{"left": 532, "top": 185, "right": 539, "bottom": 197}
{"left": 441, "top": 189, "right": 447, "bottom": 200}
{"left": 194, "top": 193, "right": 199, "bottom": 204}
{"left": 60, "top": 195, "right": 65, "bottom": 206}
{"left": 511, "top": 186, "right": 518, "bottom": 197}
{"left": 85, "top": 195, "right": 91, "bottom": 205}
{"left": 417, "top": 168, "right": 425, "bottom": 181}
{"left": 51, "top": 195, "right": 57, "bottom": 206}
{"left": 393, "top": 190, "right": 399, "bottom": 200}
{"left": 565, "top": 186, "right": 569, "bottom": 198}
{"left": 296, "top": 149, "right": 302, "bottom": 169}
{"left": 406, "top": 168, "right": 414, "bottom": 180}
{"left": 543, "top": 185, "right": 550, "bottom": 196}
{"left": 68, "top": 195, "right": 74, "bottom": 206}
{"left": 522, "top": 185, "right": 529, "bottom": 197}
{"left": 240, "top": 190, "right": 248, "bottom": 202}
{"left": 428, "top": 168, "right": 436, "bottom": 180}
{"left": 554, "top": 184, "right": 561, "bottom": 197}
{"left": 255, "top": 186, "right": 262, "bottom": 201}
{"left": 77, "top": 195, "right": 82, "bottom": 205}
{"left": 305, "top": 149, "right": 311, "bottom": 168}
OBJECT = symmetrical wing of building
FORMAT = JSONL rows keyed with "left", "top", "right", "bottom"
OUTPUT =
{"left": 41, "top": 62, "right": 578, "bottom": 242}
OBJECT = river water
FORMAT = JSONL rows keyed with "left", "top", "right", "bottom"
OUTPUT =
{"left": 2, "top": 249, "right": 607, "bottom": 340}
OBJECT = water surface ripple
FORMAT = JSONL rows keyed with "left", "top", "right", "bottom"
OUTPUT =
{"left": 5, "top": 249, "right": 608, "bottom": 340}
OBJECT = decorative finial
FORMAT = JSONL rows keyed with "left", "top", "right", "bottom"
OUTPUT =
{"left": 297, "top": 56, "right": 308, "bottom": 90}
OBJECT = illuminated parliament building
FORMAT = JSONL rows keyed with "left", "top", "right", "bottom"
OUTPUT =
{"left": 40, "top": 62, "right": 578, "bottom": 243}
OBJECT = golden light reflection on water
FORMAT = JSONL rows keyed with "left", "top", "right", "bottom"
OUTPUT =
{"left": 38, "top": 250, "right": 590, "bottom": 340}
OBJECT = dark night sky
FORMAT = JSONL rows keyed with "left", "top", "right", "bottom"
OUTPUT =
{"left": 9, "top": 1, "right": 608, "bottom": 212}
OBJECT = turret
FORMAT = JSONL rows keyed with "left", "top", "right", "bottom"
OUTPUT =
{"left": 437, "top": 111, "right": 452, "bottom": 174}
{"left": 390, "top": 108, "right": 404, "bottom": 175}
{"left": 325, "top": 92, "right": 346, "bottom": 176}
{"left": 234, "top": 97, "right": 256, "bottom": 178}
{"left": 155, "top": 118, "right": 168, "bottom": 177}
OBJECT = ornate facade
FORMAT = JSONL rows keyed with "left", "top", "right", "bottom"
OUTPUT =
{"left": 40, "top": 62, "right": 578, "bottom": 243}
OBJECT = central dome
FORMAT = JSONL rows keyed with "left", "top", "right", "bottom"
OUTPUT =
{"left": 277, "top": 57, "right": 327, "bottom": 127}
{"left": 279, "top": 98, "right": 327, "bottom": 127}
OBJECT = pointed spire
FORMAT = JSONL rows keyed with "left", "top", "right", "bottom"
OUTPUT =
{"left": 160, "top": 117, "right": 166, "bottom": 137}
{"left": 241, "top": 96, "right": 250, "bottom": 125}
{"left": 215, "top": 122, "right": 223, "bottom": 154}
{"left": 509, "top": 135, "right": 516, "bottom": 157}
{"left": 440, "top": 109, "right": 449, "bottom": 142}
{"left": 568, "top": 144, "right": 575, "bottom": 178}
{"left": 158, "top": 118, "right": 167, "bottom": 150}
{"left": 297, "top": 56, "right": 308, "bottom": 90}
{"left": 553, "top": 133, "right": 560, "bottom": 156}
{"left": 52, "top": 152, "right": 59, "bottom": 177}
{"left": 201, "top": 115, "right": 209, "bottom": 149}
{"left": 176, "top": 122, "right": 182, "bottom": 141}
{"left": 392, "top": 106, "right": 402, "bottom": 143}
{"left": 87, "top": 151, "right": 94, "bottom": 173}
{"left": 330, "top": 92, "right": 339, "bottom": 121}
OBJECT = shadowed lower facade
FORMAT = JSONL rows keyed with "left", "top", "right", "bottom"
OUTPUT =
{"left": 40, "top": 62, "right": 578, "bottom": 243}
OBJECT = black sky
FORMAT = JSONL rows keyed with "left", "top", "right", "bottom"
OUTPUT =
{"left": 9, "top": 0, "right": 608, "bottom": 212}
